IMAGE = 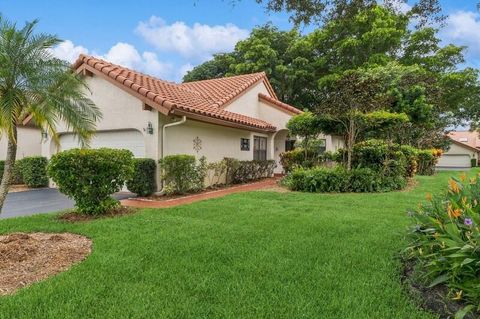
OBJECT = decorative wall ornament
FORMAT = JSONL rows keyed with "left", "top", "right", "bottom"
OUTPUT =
{"left": 193, "top": 136, "right": 202, "bottom": 153}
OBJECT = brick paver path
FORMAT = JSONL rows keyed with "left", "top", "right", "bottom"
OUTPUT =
{"left": 121, "top": 178, "right": 278, "bottom": 209}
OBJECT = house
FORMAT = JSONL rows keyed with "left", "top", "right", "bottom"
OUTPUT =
{"left": 21, "top": 54, "right": 334, "bottom": 189}
{"left": 437, "top": 131, "right": 480, "bottom": 169}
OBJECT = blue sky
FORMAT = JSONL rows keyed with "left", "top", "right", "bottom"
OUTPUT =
{"left": 2, "top": 0, "right": 480, "bottom": 81}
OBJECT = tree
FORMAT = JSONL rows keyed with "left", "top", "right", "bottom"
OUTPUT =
{"left": 315, "top": 69, "right": 399, "bottom": 170}
{"left": 286, "top": 111, "right": 321, "bottom": 159}
{"left": 183, "top": 53, "right": 235, "bottom": 82}
{"left": 244, "top": 0, "right": 444, "bottom": 27}
{"left": 0, "top": 16, "right": 101, "bottom": 214}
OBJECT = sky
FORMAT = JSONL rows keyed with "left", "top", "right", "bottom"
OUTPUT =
{"left": 1, "top": 0, "right": 480, "bottom": 82}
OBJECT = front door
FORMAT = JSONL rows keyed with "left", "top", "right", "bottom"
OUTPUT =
{"left": 253, "top": 136, "right": 267, "bottom": 161}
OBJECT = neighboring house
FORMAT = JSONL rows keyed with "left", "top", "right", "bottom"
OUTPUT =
{"left": 0, "top": 125, "right": 42, "bottom": 160}
{"left": 35, "top": 54, "right": 339, "bottom": 189}
{"left": 437, "top": 131, "right": 480, "bottom": 170}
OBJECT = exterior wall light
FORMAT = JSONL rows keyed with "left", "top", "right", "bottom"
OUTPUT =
{"left": 146, "top": 122, "right": 154, "bottom": 135}
{"left": 41, "top": 130, "right": 48, "bottom": 139}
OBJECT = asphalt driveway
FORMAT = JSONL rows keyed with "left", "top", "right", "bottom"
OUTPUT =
{"left": 0, "top": 188, "right": 133, "bottom": 219}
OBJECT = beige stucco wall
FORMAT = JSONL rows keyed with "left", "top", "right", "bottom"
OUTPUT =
{"left": 41, "top": 74, "right": 159, "bottom": 161}
{"left": 437, "top": 143, "right": 478, "bottom": 168}
{"left": 0, "top": 127, "right": 42, "bottom": 160}
{"left": 162, "top": 116, "right": 265, "bottom": 162}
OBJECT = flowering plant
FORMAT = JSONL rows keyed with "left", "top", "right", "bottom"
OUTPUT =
{"left": 406, "top": 172, "right": 480, "bottom": 315}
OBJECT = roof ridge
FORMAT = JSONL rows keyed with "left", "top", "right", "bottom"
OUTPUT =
{"left": 181, "top": 72, "right": 267, "bottom": 85}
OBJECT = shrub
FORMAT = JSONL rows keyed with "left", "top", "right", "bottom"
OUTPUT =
{"left": 280, "top": 148, "right": 333, "bottom": 173}
{"left": 206, "top": 159, "right": 227, "bottom": 188}
{"left": 126, "top": 158, "right": 157, "bottom": 196}
{"left": 471, "top": 158, "right": 477, "bottom": 167}
{"left": 231, "top": 160, "right": 276, "bottom": 184}
{"left": 20, "top": 156, "right": 49, "bottom": 187}
{"left": 47, "top": 148, "right": 134, "bottom": 215}
{"left": 283, "top": 166, "right": 385, "bottom": 193}
{"left": 417, "top": 149, "right": 442, "bottom": 176}
{"left": 0, "top": 159, "right": 29, "bottom": 185}
{"left": 406, "top": 174, "right": 480, "bottom": 316}
{"left": 159, "top": 155, "right": 207, "bottom": 194}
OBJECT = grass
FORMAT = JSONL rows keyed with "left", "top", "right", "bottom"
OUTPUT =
{"left": 0, "top": 170, "right": 470, "bottom": 318}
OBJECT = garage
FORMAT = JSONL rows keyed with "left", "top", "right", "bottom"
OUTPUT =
{"left": 436, "top": 154, "right": 471, "bottom": 169}
{"left": 436, "top": 139, "right": 479, "bottom": 170}
{"left": 58, "top": 129, "right": 146, "bottom": 158}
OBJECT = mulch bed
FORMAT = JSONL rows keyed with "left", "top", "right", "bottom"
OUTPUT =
{"left": 0, "top": 232, "right": 92, "bottom": 296}
{"left": 58, "top": 206, "right": 138, "bottom": 222}
{"left": 401, "top": 259, "right": 478, "bottom": 319}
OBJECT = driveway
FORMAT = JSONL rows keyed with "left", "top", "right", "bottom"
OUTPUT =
{"left": 0, "top": 188, "right": 133, "bottom": 219}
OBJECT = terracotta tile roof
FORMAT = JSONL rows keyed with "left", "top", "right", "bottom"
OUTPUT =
{"left": 258, "top": 93, "right": 302, "bottom": 115}
{"left": 73, "top": 54, "right": 296, "bottom": 132}
{"left": 448, "top": 131, "right": 480, "bottom": 150}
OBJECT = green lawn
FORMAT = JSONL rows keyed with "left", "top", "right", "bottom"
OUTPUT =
{"left": 0, "top": 171, "right": 468, "bottom": 318}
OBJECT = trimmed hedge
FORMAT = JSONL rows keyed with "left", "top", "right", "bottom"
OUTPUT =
{"left": 127, "top": 158, "right": 157, "bottom": 196}
{"left": 47, "top": 148, "right": 134, "bottom": 215}
{"left": 416, "top": 149, "right": 442, "bottom": 176}
{"left": 159, "top": 155, "right": 206, "bottom": 194}
{"left": 224, "top": 158, "right": 276, "bottom": 184}
{"left": 279, "top": 148, "right": 333, "bottom": 173}
{"left": 284, "top": 166, "right": 388, "bottom": 193}
{"left": 20, "top": 156, "right": 49, "bottom": 187}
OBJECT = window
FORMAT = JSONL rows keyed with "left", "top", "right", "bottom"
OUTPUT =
{"left": 240, "top": 138, "right": 250, "bottom": 151}
{"left": 285, "top": 140, "right": 296, "bottom": 152}
{"left": 253, "top": 136, "right": 267, "bottom": 160}
{"left": 319, "top": 139, "right": 326, "bottom": 154}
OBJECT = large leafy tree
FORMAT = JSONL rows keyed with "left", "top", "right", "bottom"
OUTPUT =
{"left": 0, "top": 17, "right": 101, "bottom": 214}
{"left": 245, "top": 0, "right": 444, "bottom": 27}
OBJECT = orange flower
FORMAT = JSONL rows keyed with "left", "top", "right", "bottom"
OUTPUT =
{"left": 448, "top": 179, "right": 461, "bottom": 193}
{"left": 426, "top": 193, "right": 432, "bottom": 201}
{"left": 448, "top": 204, "right": 462, "bottom": 218}
{"left": 460, "top": 173, "right": 467, "bottom": 182}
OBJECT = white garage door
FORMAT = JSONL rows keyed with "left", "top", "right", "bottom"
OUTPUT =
{"left": 59, "top": 130, "right": 146, "bottom": 158}
{"left": 437, "top": 154, "right": 471, "bottom": 168}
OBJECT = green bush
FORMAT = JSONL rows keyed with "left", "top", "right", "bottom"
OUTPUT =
{"left": 416, "top": 149, "right": 442, "bottom": 175}
{"left": 126, "top": 158, "right": 157, "bottom": 196}
{"left": 471, "top": 158, "right": 477, "bottom": 167}
{"left": 20, "top": 156, "right": 49, "bottom": 187}
{"left": 224, "top": 158, "right": 276, "bottom": 184}
{"left": 0, "top": 160, "right": 22, "bottom": 184}
{"left": 206, "top": 159, "right": 228, "bottom": 188}
{"left": 406, "top": 174, "right": 480, "bottom": 316}
{"left": 159, "top": 155, "right": 207, "bottom": 194}
{"left": 47, "top": 148, "right": 134, "bottom": 215}
{"left": 284, "top": 166, "right": 386, "bottom": 193}
{"left": 280, "top": 148, "right": 333, "bottom": 173}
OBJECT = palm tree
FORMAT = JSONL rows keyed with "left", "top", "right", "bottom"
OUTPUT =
{"left": 0, "top": 16, "right": 102, "bottom": 214}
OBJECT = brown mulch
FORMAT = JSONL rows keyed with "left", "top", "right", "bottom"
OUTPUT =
{"left": 0, "top": 232, "right": 92, "bottom": 296}
{"left": 401, "top": 259, "right": 478, "bottom": 319}
{"left": 58, "top": 206, "right": 138, "bottom": 222}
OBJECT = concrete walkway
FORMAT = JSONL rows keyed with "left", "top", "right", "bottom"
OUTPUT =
{"left": 121, "top": 178, "right": 278, "bottom": 209}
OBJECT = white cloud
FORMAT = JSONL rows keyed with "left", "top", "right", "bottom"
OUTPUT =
{"left": 441, "top": 11, "right": 480, "bottom": 58}
{"left": 50, "top": 41, "right": 174, "bottom": 80}
{"left": 179, "top": 63, "right": 194, "bottom": 79}
{"left": 49, "top": 40, "right": 89, "bottom": 63}
{"left": 136, "top": 16, "right": 249, "bottom": 60}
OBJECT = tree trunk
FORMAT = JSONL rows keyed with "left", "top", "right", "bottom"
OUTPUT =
{"left": 0, "top": 126, "right": 17, "bottom": 214}
{"left": 346, "top": 118, "right": 355, "bottom": 171}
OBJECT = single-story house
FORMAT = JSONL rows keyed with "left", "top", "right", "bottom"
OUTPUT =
{"left": 437, "top": 131, "right": 480, "bottom": 170}
{"left": 0, "top": 54, "right": 339, "bottom": 189}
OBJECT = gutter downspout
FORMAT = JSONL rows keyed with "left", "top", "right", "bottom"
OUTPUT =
{"left": 158, "top": 115, "right": 187, "bottom": 192}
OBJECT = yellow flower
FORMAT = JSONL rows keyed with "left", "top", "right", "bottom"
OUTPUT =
{"left": 460, "top": 173, "right": 467, "bottom": 182}
{"left": 470, "top": 177, "right": 477, "bottom": 185}
{"left": 433, "top": 232, "right": 439, "bottom": 239}
{"left": 448, "top": 179, "right": 461, "bottom": 193}
{"left": 447, "top": 204, "right": 462, "bottom": 218}
{"left": 453, "top": 290, "right": 463, "bottom": 300}
{"left": 426, "top": 193, "right": 432, "bottom": 202}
